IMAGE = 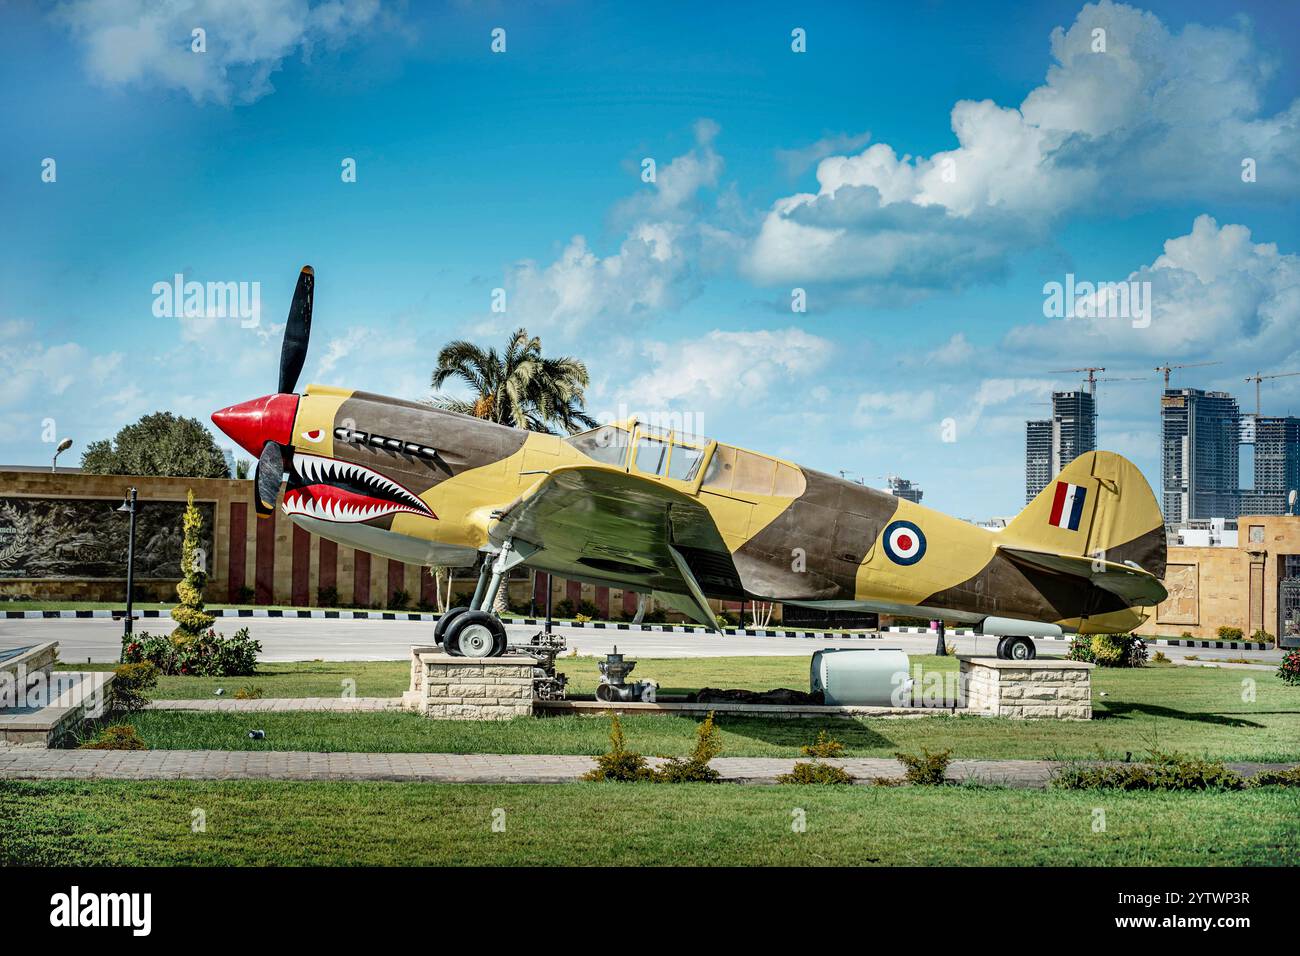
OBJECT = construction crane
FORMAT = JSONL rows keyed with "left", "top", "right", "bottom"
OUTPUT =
{"left": 1048, "top": 366, "right": 1105, "bottom": 396}
{"left": 1244, "top": 370, "right": 1300, "bottom": 416}
{"left": 1154, "top": 360, "right": 1220, "bottom": 388}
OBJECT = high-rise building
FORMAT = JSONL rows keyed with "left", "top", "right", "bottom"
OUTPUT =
{"left": 1240, "top": 416, "right": 1300, "bottom": 515}
{"left": 883, "top": 475, "right": 923, "bottom": 504}
{"left": 1024, "top": 391, "right": 1096, "bottom": 502}
{"left": 1160, "top": 389, "right": 1240, "bottom": 523}
{"left": 1025, "top": 419, "right": 1052, "bottom": 503}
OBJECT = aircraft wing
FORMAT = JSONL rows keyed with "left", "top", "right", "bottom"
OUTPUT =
{"left": 999, "top": 546, "right": 1168, "bottom": 606}
{"left": 487, "top": 465, "right": 739, "bottom": 629}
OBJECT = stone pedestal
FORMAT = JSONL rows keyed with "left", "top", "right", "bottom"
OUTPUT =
{"left": 959, "top": 656, "right": 1094, "bottom": 720}
{"left": 402, "top": 646, "right": 535, "bottom": 720}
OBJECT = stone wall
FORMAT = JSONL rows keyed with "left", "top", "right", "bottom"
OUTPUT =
{"left": 960, "top": 657, "right": 1093, "bottom": 720}
{"left": 402, "top": 646, "right": 534, "bottom": 720}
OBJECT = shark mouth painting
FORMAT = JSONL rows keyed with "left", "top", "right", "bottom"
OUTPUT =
{"left": 282, "top": 452, "right": 436, "bottom": 523}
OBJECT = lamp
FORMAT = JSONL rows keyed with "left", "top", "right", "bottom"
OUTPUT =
{"left": 51, "top": 437, "right": 72, "bottom": 472}
{"left": 116, "top": 487, "right": 138, "bottom": 650}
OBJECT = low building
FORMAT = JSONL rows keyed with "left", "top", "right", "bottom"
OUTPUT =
{"left": 1138, "top": 513, "right": 1300, "bottom": 644}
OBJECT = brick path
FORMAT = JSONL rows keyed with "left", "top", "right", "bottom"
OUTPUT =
{"left": 2, "top": 749, "right": 1289, "bottom": 787}
{"left": 145, "top": 698, "right": 402, "bottom": 712}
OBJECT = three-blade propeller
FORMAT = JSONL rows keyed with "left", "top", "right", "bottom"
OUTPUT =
{"left": 253, "top": 265, "right": 313, "bottom": 515}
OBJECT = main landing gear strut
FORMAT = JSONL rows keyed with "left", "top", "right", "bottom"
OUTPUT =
{"left": 436, "top": 540, "right": 522, "bottom": 658}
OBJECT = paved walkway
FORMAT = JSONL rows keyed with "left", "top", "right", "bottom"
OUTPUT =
{"left": 146, "top": 697, "right": 402, "bottom": 712}
{"left": 0, "top": 749, "right": 1292, "bottom": 787}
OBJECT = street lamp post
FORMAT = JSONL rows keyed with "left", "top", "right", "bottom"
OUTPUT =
{"left": 51, "top": 437, "right": 72, "bottom": 472}
{"left": 117, "top": 488, "right": 138, "bottom": 653}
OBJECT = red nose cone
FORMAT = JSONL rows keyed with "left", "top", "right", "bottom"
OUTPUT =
{"left": 211, "top": 393, "right": 300, "bottom": 457}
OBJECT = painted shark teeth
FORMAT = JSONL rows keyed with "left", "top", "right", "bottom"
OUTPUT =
{"left": 281, "top": 452, "right": 435, "bottom": 523}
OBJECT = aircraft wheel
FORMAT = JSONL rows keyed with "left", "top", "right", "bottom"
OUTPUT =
{"left": 446, "top": 610, "right": 507, "bottom": 659}
{"left": 434, "top": 606, "right": 470, "bottom": 646}
{"left": 995, "top": 636, "right": 1010, "bottom": 659}
{"left": 1004, "top": 636, "right": 1036, "bottom": 661}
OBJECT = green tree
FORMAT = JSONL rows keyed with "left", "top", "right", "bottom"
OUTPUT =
{"left": 430, "top": 328, "right": 597, "bottom": 435}
{"left": 82, "top": 412, "right": 231, "bottom": 478}
{"left": 170, "top": 490, "right": 215, "bottom": 639}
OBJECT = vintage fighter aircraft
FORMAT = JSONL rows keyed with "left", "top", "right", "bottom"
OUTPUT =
{"left": 212, "top": 267, "right": 1168, "bottom": 659}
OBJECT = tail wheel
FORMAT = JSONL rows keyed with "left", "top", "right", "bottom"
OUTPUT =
{"left": 1005, "top": 636, "right": 1036, "bottom": 660}
{"left": 445, "top": 610, "right": 507, "bottom": 659}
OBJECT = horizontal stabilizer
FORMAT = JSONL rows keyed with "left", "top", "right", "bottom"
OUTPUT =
{"left": 1000, "top": 547, "right": 1168, "bottom": 606}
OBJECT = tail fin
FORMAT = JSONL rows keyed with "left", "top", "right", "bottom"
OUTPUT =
{"left": 1004, "top": 451, "right": 1166, "bottom": 581}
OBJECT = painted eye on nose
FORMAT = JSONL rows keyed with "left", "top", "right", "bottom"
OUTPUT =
{"left": 300, "top": 428, "right": 324, "bottom": 443}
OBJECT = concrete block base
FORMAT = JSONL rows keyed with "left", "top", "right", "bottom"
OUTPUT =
{"left": 959, "top": 656, "right": 1094, "bottom": 720}
{"left": 402, "top": 646, "right": 534, "bottom": 720}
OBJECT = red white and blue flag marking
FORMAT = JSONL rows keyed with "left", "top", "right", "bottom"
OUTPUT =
{"left": 1049, "top": 481, "right": 1087, "bottom": 531}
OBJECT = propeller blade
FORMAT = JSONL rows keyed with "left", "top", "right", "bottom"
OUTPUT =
{"left": 277, "top": 265, "right": 314, "bottom": 394}
{"left": 254, "top": 442, "right": 285, "bottom": 514}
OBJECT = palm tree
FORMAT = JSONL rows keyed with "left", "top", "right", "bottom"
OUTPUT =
{"left": 430, "top": 328, "right": 597, "bottom": 435}
{"left": 431, "top": 329, "right": 597, "bottom": 614}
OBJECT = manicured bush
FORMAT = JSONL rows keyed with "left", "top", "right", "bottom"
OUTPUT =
{"left": 895, "top": 747, "right": 952, "bottom": 785}
{"left": 801, "top": 730, "right": 845, "bottom": 759}
{"left": 107, "top": 662, "right": 159, "bottom": 712}
{"left": 1053, "top": 752, "right": 1244, "bottom": 791}
{"left": 121, "top": 626, "right": 261, "bottom": 677}
{"left": 582, "top": 714, "right": 653, "bottom": 782}
{"left": 389, "top": 589, "right": 411, "bottom": 611}
{"left": 317, "top": 585, "right": 339, "bottom": 608}
{"left": 81, "top": 725, "right": 147, "bottom": 751}
{"left": 1065, "top": 635, "right": 1095, "bottom": 663}
{"left": 778, "top": 762, "right": 856, "bottom": 785}
{"left": 1248, "top": 766, "right": 1300, "bottom": 787}
{"left": 1251, "top": 628, "right": 1274, "bottom": 644}
{"left": 554, "top": 599, "right": 575, "bottom": 619}
{"left": 1089, "top": 633, "right": 1147, "bottom": 667}
{"left": 654, "top": 712, "right": 722, "bottom": 783}
{"left": 1217, "top": 625, "right": 1244, "bottom": 641}
{"left": 170, "top": 490, "right": 216, "bottom": 639}
{"left": 1277, "top": 650, "right": 1300, "bottom": 687}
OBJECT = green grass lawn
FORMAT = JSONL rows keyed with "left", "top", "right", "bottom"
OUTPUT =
{"left": 67, "top": 653, "right": 1300, "bottom": 762}
{"left": 3, "top": 779, "right": 1295, "bottom": 866}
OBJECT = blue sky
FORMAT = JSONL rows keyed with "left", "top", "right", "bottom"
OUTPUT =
{"left": 2, "top": 0, "right": 1298, "bottom": 517}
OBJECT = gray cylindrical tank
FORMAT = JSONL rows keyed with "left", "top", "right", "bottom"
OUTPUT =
{"left": 810, "top": 648, "right": 911, "bottom": 707}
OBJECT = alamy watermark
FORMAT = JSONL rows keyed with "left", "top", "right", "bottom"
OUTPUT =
{"left": 1042, "top": 273, "right": 1151, "bottom": 329}
{"left": 152, "top": 273, "right": 261, "bottom": 328}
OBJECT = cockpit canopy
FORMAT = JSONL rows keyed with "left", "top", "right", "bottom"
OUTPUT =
{"left": 565, "top": 422, "right": 805, "bottom": 497}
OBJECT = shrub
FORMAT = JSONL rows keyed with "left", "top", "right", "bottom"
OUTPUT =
{"left": 1180, "top": 631, "right": 1194, "bottom": 639}
{"left": 1277, "top": 650, "right": 1300, "bottom": 687}
{"left": 643, "top": 608, "right": 667, "bottom": 624}
{"left": 716, "top": 611, "right": 737, "bottom": 627}
{"left": 1250, "top": 628, "right": 1274, "bottom": 644}
{"left": 1053, "top": 752, "right": 1244, "bottom": 791}
{"left": 122, "top": 626, "right": 261, "bottom": 676}
{"left": 895, "top": 747, "right": 952, "bottom": 786}
{"left": 554, "top": 599, "right": 575, "bottom": 619}
{"left": 1151, "top": 650, "right": 1171, "bottom": 664}
{"left": 577, "top": 599, "right": 598, "bottom": 618}
{"left": 582, "top": 714, "right": 653, "bottom": 782}
{"left": 801, "top": 730, "right": 845, "bottom": 759}
{"left": 778, "top": 762, "right": 856, "bottom": 785}
{"left": 233, "top": 685, "right": 264, "bottom": 700}
{"left": 317, "top": 585, "right": 339, "bottom": 608}
{"left": 235, "top": 585, "right": 256, "bottom": 604}
{"left": 1248, "top": 766, "right": 1300, "bottom": 787}
{"left": 1217, "top": 625, "right": 1244, "bottom": 641}
{"left": 107, "top": 662, "right": 159, "bottom": 712}
{"left": 81, "top": 724, "right": 147, "bottom": 751}
{"left": 654, "top": 712, "right": 723, "bottom": 783}
{"left": 1089, "top": 633, "right": 1147, "bottom": 668}
{"left": 574, "top": 613, "right": 592, "bottom": 623}
{"left": 1065, "top": 635, "right": 1095, "bottom": 662}
{"left": 170, "top": 490, "right": 216, "bottom": 639}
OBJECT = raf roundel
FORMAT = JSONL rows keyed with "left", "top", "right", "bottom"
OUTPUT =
{"left": 882, "top": 520, "right": 927, "bottom": 566}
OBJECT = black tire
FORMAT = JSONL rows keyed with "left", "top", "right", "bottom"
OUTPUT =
{"left": 1005, "top": 636, "right": 1036, "bottom": 660}
{"left": 434, "top": 606, "right": 471, "bottom": 645}
{"left": 995, "top": 636, "right": 1010, "bottom": 659}
{"left": 445, "top": 610, "right": 507, "bottom": 659}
